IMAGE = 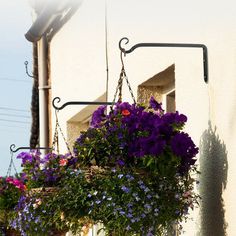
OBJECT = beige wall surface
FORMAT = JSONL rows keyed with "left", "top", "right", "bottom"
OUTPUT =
{"left": 50, "top": 0, "right": 236, "bottom": 235}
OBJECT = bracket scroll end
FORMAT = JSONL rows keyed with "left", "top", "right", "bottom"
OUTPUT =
{"left": 10, "top": 144, "right": 16, "bottom": 153}
{"left": 119, "top": 37, "right": 130, "bottom": 54}
{"left": 24, "top": 61, "right": 34, "bottom": 78}
{"left": 52, "top": 97, "right": 62, "bottom": 110}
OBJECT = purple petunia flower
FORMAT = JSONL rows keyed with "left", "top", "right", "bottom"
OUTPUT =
{"left": 90, "top": 105, "right": 107, "bottom": 127}
{"left": 171, "top": 132, "right": 198, "bottom": 173}
{"left": 171, "top": 132, "right": 198, "bottom": 159}
{"left": 149, "top": 96, "right": 164, "bottom": 114}
{"left": 163, "top": 111, "right": 187, "bottom": 125}
{"left": 116, "top": 159, "right": 125, "bottom": 166}
{"left": 17, "top": 152, "right": 34, "bottom": 165}
{"left": 114, "top": 102, "right": 132, "bottom": 113}
{"left": 40, "top": 153, "right": 57, "bottom": 164}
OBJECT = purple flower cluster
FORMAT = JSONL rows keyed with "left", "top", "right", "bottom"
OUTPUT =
{"left": 0, "top": 176, "right": 26, "bottom": 211}
{"left": 10, "top": 196, "right": 40, "bottom": 235}
{"left": 70, "top": 97, "right": 200, "bottom": 235}
{"left": 171, "top": 132, "right": 199, "bottom": 173}
{"left": 149, "top": 96, "right": 164, "bottom": 114}
{"left": 10, "top": 195, "right": 53, "bottom": 235}
{"left": 90, "top": 105, "right": 107, "bottom": 127}
{"left": 74, "top": 97, "right": 198, "bottom": 173}
{"left": 86, "top": 169, "right": 191, "bottom": 235}
{"left": 17, "top": 151, "right": 77, "bottom": 188}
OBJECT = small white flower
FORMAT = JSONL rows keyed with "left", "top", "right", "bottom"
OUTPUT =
{"left": 36, "top": 198, "right": 42, "bottom": 205}
{"left": 60, "top": 212, "right": 65, "bottom": 221}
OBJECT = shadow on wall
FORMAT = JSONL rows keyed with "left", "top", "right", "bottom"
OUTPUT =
{"left": 199, "top": 121, "right": 228, "bottom": 236}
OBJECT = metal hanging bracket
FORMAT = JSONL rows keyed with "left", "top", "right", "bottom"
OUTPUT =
{"left": 24, "top": 61, "right": 35, "bottom": 78}
{"left": 119, "top": 37, "right": 208, "bottom": 83}
{"left": 10, "top": 144, "right": 52, "bottom": 153}
{"left": 52, "top": 97, "right": 113, "bottom": 111}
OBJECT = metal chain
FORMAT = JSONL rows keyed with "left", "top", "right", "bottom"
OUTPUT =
{"left": 123, "top": 70, "right": 136, "bottom": 104}
{"left": 54, "top": 110, "right": 73, "bottom": 155}
{"left": 6, "top": 158, "right": 12, "bottom": 177}
{"left": 6, "top": 152, "right": 18, "bottom": 177}
{"left": 51, "top": 112, "right": 59, "bottom": 153}
{"left": 112, "top": 51, "right": 136, "bottom": 105}
{"left": 118, "top": 69, "right": 124, "bottom": 102}
{"left": 112, "top": 69, "right": 124, "bottom": 105}
{"left": 12, "top": 160, "right": 18, "bottom": 176}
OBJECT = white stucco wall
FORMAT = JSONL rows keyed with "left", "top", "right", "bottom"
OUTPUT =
{"left": 50, "top": 0, "right": 236, "bottom": 235}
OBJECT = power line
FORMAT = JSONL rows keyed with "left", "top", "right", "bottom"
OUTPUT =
{"left": 0, "top": 107, "right": 30, "bottom": 113}
{"left": 0, "top": 113, "right": 31, "bottom": 119}
{"left": 0, "top": 118, "right": 30, "bottom": 124}
{"left": 0, "top": 129, "right": 30, "bottom": 133}
{"left": 0, "top": 124, "right": 29, "bottom": 129}
{"left": 0, "top": 77, "right": 31, "bottom": 83}
{"left": 105, "top": 0, "right": 109, "bottom": 102}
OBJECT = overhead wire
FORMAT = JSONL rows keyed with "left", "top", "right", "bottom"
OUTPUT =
{"left": 0, "top": 113, "right": 30, "bottom": 119}
{"left": 0, "top": 124, "right": 29, "bottom": 129}
{"left": 0, "top": 118, "right": 30, "bottom": 124}
{"left": 0, "top": 77, "right": 31, "bottom": 83}
{"left": 0, "top": 129, "right": 29, "bottom": 133}
{"left": 105, "top": 0, "right": 109, "bottom": 102}
{"left": 0, "top": 106, "right": 30, "bottom": 113}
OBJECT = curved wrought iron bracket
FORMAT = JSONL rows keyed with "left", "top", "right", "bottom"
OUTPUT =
{"left": 10, "top": 144, "right": 52, "bottom": 153}
{"left": 52, "top": 97, "right": 113, "bottom": 110}
{"left": 24, "top": 61, "right": 35, "bottom": 78}
{"left": 119, "top": 37, "right": 208, "bottom": 83}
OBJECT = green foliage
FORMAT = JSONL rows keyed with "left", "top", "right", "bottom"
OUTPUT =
{"left": 0, "top": 176, "right": 25, "bottom": 211}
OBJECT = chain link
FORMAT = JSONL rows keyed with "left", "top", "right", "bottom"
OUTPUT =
{"left": 7, "top": 152, "right": 18, "bottom": 177}
{"left": 118, "top": 69, "right": 124, "bottom": 102}
{"left": 53, "top": 110, "right": 73, "bottom": 155}
{"left": 123, "top": 70, "right": 136, "bottom": 104}
{"left": 112, "top": 51, "right": 136, "bottom": 105}
{"left": 51, "top": 112, "right": 59, "bottom": 153}
{"left": 112, "top": 68, "right": 124, "bottom": 105}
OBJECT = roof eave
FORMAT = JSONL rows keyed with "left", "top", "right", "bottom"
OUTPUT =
{"left": 25, "top": 0, "right": 82, "bottom": 42}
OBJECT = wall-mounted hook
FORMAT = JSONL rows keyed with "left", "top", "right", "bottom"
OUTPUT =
{"left": 10, "top": 144, "right": 52, "bottom": 153}
{"left": 24, "top": 61, "right": 35, "bottom": 78}
{"left": 52, "top": 96, "right": 113, "bottom": 111}
{"left": 119, "top": 37, "right": 208, "bottom": 83}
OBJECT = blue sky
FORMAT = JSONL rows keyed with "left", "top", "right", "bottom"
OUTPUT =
{"left": 0, "top": 1, "right": 32, "bottom": 175}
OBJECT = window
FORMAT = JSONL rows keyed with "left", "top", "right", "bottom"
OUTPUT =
{"left": 162, "top": 89, "right": 176, "bottom": 113}
{"left": 138, "top": 64, "right": 175, "bottom": 112}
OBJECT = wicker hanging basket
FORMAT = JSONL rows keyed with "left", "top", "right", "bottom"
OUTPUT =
{"left": 28, "top": 186, "right": 59, "bottom": 196}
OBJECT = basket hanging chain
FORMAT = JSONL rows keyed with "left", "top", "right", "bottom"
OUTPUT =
{"left": 51, "top": 111, "right": 59, "bottom": 153}
{"left": 53, "top": 110, "right": 73, "bottom": 155}
{"left": 112, "top": 51, "right": 136, "bottom": 105}
{"left": 112, "top": 69, "right": 124, "bottom": 104}
{"left": 6, "top": 151, "right": 18, "bottom": 177}
{"left": 123, "top": 70, "right": 136, "bottom": 104}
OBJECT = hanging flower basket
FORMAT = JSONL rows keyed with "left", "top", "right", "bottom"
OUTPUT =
{"left": 71, "top": 97, "right": 200, "bottom": 235}
{"left": 9, "top": 152, "right": 75, "bottom": 235}
{"left": 0, "top": 176, "right": 26, "bottom": 235}
{"left": 0, "top": 176, "right": 26, "bottom": 211}
{"left": 5, "top": 228, "right": 20, "bottom": 236}
{"left": 28, "top": 186, "right": 59, "bottom": 197}
{"left": 9, "top": 97, "right": 199, "bottom": 236}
